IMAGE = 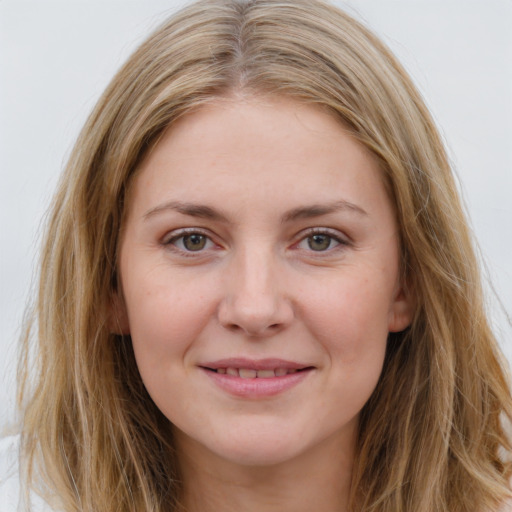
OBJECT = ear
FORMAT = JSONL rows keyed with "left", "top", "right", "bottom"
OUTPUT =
{"left": 388, "top": 280, "right": 415, "bottom": 333}
{"left": 109, "top": 291, "right": 131, "bottom": 335}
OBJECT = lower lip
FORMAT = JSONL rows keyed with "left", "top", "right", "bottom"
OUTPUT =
{"left": 202, "top": 368, "right": 313, "bottom": 398}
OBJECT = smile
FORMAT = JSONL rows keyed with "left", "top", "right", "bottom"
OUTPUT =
{"left": 207, "top": 367, "right": 304, "bottom": 378}
{"left": 200, "top": 359, "right": 314, "bottom": 397}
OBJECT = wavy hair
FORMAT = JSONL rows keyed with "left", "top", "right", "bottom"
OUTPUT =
{"left": 18, "top": 1, "right": 512, "bottom": 511}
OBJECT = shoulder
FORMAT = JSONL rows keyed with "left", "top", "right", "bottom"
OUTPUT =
{"left": 0, "top": 434, "right": 56, "bottom": 512}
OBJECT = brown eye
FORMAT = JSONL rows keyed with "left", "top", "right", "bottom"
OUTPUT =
{"left": 182, "top": 234, "right": 208, "bottom": 251}
{"left": 307, "top": 234, "right": 335, "bottom": 251}
{"left": 166, "top": 232, "right": 215, "bottom": 253}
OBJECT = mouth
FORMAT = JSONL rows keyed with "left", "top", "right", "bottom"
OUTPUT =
{"left": 199, "top": 358, "right": 314, "bottom": 397}
{"left": 202, "top": 367, "right": 313, "bottom": 379}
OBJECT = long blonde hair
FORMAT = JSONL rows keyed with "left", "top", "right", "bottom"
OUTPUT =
{"left": 18, "top": 1, "right": 512, "bottom": 511}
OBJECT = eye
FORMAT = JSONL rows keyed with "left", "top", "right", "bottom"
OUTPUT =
{"left": 305, "top": 233, "right": 337, "bottom": 251}
{"left": 164, "top": 230, "right": 216, "bottom": 253}
{"left": 295, "top": 229, "right": 347, "bottom": 252}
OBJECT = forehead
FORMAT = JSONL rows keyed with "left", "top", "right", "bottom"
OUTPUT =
{"left": 125, "top": 95, "right": 392, "bottom": 223}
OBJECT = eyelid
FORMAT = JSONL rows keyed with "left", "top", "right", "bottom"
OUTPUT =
{"left": 292, "top": 227, "right": 351, "bottom": 252}
{"left": 162, "top": 227, "right": 220, "bottom": 254}
{"left": 162, "top": 227, "right": 210, "bottom": 243}
{"left": 161, "top": 226, "right": 351, "bottom": 255}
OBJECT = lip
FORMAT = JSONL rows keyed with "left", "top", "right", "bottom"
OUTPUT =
{"left": 199, "top": 358, "right": 314, "bottom": 398}
{"left": 201, "top": 357, "right": 308, "bottom": 371}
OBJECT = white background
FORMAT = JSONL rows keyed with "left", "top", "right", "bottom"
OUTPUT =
{"left": 1, "top": 0, "right": 511, "bottom": 430}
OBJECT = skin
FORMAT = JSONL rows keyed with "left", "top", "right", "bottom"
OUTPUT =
{"left": 115, "top": 95, "right": 413, "bottom": 512}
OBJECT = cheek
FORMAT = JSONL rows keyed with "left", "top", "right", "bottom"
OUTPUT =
{"left": 124, "top": 272, "right": 218, "bottom": 415}
{"left": 308, "top": 272, "right": 393, "bottom": 331}
{"left": 123, "top": 268, "right": 218, "bottom": 365}
{"left": 298, "top": 273, "right": 391, "bottom": 437}
{"left": 302, "top": 269, "right": 393, "bottom": 370}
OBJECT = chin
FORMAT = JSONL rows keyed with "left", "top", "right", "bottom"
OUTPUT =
{"left": 176, "top": 418, "right": 313, "bottom": 468}
{"left": 226, "top": 417, "right": 337, "bottom": 467}
{"left": 213, "top": 436, "right": 306, "bottom": 468}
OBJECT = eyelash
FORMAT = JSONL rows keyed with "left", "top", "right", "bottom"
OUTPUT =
{"left": 162, "top": 227, "right": 350, "bottom": 256}
{"left": 162, "top": 228, "right": 218, "bottom": 256}
{"left": 293, "top": 227, "right": 350, "bottom": 255}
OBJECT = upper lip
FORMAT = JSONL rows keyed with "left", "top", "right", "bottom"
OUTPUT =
{"left": 200, "top": 358, "right": 311, "bottom": 371}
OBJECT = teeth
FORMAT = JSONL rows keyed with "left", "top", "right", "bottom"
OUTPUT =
{"left": 217, "top": 368, "right": 299, "bottom": 378}
{"left": 239, "top": 368, "right": 257, "bottom": 379}
{"left": 256, "top": 370, "right": 275, "bottom": 378}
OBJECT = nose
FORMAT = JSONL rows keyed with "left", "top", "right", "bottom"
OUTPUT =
{"left": 217, "top": 247, "right": 294, "bottom": 337}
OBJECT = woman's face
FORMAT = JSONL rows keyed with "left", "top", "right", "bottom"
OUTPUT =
{"left": 116, "top": 96, "right": 413, "bottom": 468}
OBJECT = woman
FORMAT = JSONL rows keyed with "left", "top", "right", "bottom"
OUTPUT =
{"left": 3, "top": 0, "right": 511, "bottom": 510}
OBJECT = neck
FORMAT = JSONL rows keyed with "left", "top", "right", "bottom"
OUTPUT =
{"left": 175, "top": 430, "right": 355, "bottom": 512}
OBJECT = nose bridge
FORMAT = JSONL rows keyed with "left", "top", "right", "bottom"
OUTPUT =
{"left": 239, "top": 243, "right": 274, "bottom": 298}
{"left": 218, "top": 240, "right": 292, "bottom": 336}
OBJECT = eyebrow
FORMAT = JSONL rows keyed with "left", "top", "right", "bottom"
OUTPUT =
{"left": 281, "top": 200, "right": 368, "bottom": 222}
{"left": 144, "top": 201, "right": 229, "bottom": 222}
{"left": 143, "top": 199, "right": 368, "bottom": 223}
